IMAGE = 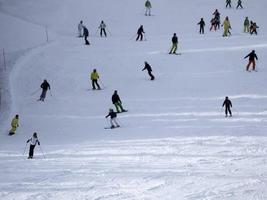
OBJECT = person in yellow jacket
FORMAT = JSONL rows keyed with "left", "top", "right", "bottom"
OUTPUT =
{"left": 9, "top": 114, "right": 19, "bottom": 135}
{"left": 90, "top": 69, "right": 101, "bottom": 90}
{"left": 222, "top": 16, "right": 231, "bottom": 37}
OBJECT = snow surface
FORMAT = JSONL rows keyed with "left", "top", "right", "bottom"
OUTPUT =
{"left": 0, "top": 0, "right": 267, "bottom": 199}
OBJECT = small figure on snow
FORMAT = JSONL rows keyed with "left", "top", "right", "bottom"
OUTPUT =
{"left": 39, "top": 79, "right": 50, "bottom": 101}
{"left": 243, "top": 17, "right": 249, "bottom": 33}
{"left": 250, "top": 22, "right": 259, "bottom": 35}
{"left": 210, "top": 17, "right": 217, "bottom": 31}
{"left": 27, "top": 132, "right": 40, "bottom": 159}
{"left": 213, "top": 9, "right": 221, "bottom": 29}
{"left": 98, "top": 20, "right": 107, "bottom": 37}
{"left": 244, "top": 50, "right": 258, "bottom": 71}
{"left": 9, "top": 114, "right": 19, "bottom": 135}
{"left": 169, "top": 33, "right": 178, "bottom": 54}
{"left": 145, "top": 0, "right": 152, "bottom": 16}
{"left": 78, "top": 20, "right": 83, "bottom": 37}
{"left": 226, "top": 0, "right": 231, "bottom": 8}
{"left": 142, "top": 61, "right": 155, "bottom": 80}
{"left": 83, "top": 26, "right": 90, "bottom": 45}
{"left": 236, "top": 0, "right": 243, "bottom": 9}
{"left": 197, "top": 18, "right": 205, "bottom": 34}
{"left": 136, "top": 25, "right": 145, "bottom": 41}
{"left": 90, "top": 69, "right": 101, "bottom": 90}
{"left": 105, "top": 108, "right": 120, "bottom": 129}
{"left": 222, "top": 16, "right": 231, "bottom": 37}
{"left": 222, "top": 96, "right": 232, "bottom": 117}
{"left": 112, "top": 90, "right": 127, "bottom": 113}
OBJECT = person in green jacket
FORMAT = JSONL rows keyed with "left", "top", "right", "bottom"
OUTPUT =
{"left": 145, "top": 0, "right": 152, "bottom": 16}
{"left": 222, "top": 16, "right": 231, "bottom": 37}
{"left": 90, "top": 69, "right": 101, "bottom": 90}
{"left": 9, "top": 115, "right": 19, "bottom": 135}
{"left": 243, "top": 17, "right": 249, "bottom": 33}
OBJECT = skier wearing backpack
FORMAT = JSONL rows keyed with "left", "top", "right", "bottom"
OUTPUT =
{"left": 145, "top": 0, "right": 152, "bottom": 16}
{"left": 9, "top": 114, "right": 19, "bottom": 135}
{"left": 169, "top": 33, "right": 178, "bottom": 54}
{"left": 243, "top": 17, "right": 249, "bottom": 33}
{"left": 112, "top": 90, "right": 127, "bottom": 113}
{"left": 98, "top": 20, "right": 107, "bottom": 37}
{"left": 26, "top": 132, "right": 40, "bottom": 159}
{"left": 236, "top": 0, "right": 243, "bottom": 9}
{"left": 39, "top": 80, "right": 50, "bottom": 101}
{"left": 197, "top": 18, "right": 205, "bottom": 34}
{"left": 226, "top": 0, "right": 231, "bottom": 8}
{"left": 244, "top": 50, "right": 258, "bottom": 71}
{"left": 78, "top": 20, "right": 83, "bottom": 37}
{"left": 222, "top": 16, "right": 231, "bottom": 37}
{"left": 83, "top": 26, "right": 90, "bottom": 45}
{"left": 105, "top": 108, "right": 120, "bottom": 129}
{"left": 136, "top": 25, "right": 145, "bottom": 41}
{"left": 90, "top": 69, "right": 101, "bottom": 90}
{"left": 142, "top": 61, "right": 155, "bottom": 80}
{"left": 222, "top": 97, "right": 232, "bottom": 117}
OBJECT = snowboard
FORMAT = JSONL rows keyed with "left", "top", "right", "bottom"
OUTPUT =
{"left": 104, "top": 126, "right": 120, "bottom": 129}
{"left": 116, "top": 110, "right": 128, "bottom": 114}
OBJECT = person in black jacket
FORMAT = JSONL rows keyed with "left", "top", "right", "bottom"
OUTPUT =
{"left": 244, "top": 50, "right": 258, "bottom": 71}
{"left": 169, "top": 33, "right": 178, "bottom": 54}
{"left": 39, "top": 79, "right": 50, "bottom": 101}
{"left": 112, "top": 90, "right": 126, "bottom": 113}
{"left": 83, "top": 26, "right": 90, "bottom": 45}
{"left": 142, "top": 61, "right": 155, "bottom": 80}
{"left": 105, "top": 108, "right": 120, "bottom": 128}
{"left": 226, "top": 0, "right": 231, "bottom": 8}
{"left": 222, "top": 96, "right": 232, "bottom": 117}
{"left": 197, "top": 18, "right": 205, "bottom": 34}
{"left": 236, "top": 0, "right": 243, "bottom": 9}
{"left": 136, "top": 25, "right": 145, "bottom": 41}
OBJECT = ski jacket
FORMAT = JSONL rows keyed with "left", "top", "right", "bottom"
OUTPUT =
{"left": 244, "top": 52, "right": 258, "bottom": 61}
{"left": 106, "top": 111, "right": 117, "bottom": 119}
{"left": 226, "top": 0, "right": 231, "bottom": 3}
{"left": 137, "top": 26, "right": 144, "bottom": 34}
{"left": 83, "top": 27, "right": 89, "bottom": 37}
{"left": 78, "top": 23, "right": 83, "bottom": 31}
{"left": 91, "top": 72, "right": 99, "bottom": 80}
{"left": 172, "top": 35, "right": 178, "bottom": 44}
{"left": 27, "top": 137, "right": 40, "bottom": 146}
{"left": 145, "top": 0, "right": 151, "bottom": 8}
{"left": 244, "top": 18, "right": 249, "bottom": 26}
{"left": 198, "top": 20, "right": 205, "bottom": 27}
{"left": 238, "top": 0, "right": 242, "bottom": 4}
{"left": 41, "top": 81, "right": 50, "bottom": 91}
{"left": 112, "top": 93, "right": 121, "bottom": 104}
{"left": 223, "top": 20, "right": 231, "bottom": 30}
{"left": 142, "top": 63, "right": 152, "bottom": 72}
{"left": 222, "top": 99, "right": 232, "bottom": 108}
{"left": 11, "top": 117, "right": 19, "bottom": 127}
{"left": 99, "top": 22, "right": 106, "bottom": 29}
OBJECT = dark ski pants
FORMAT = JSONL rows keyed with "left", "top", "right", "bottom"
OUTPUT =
{"left": 225, "top": 106, "right": 232, "bottom": 117}
{"left": 136, "top": 34, "right": 143, "bottom": 41}
{"left": 92, "top": 79, "right": 101, "bottom": 89}
{"left": 246, "top": 60, "right": 256, "bottom": 71}
{"left": 29, "top": 144, "right": 36, "bottom": 158}
{"left": 40, "top": 89, "right": 47, "bottom": 101}
{"left": 100, "top": 28, "right": 107, "bottom": 37}
{"left": 226, "top": 2, "right": 231, "bottom": 8}
{"left": 148, "top": 71, "right": 155, "bottom": 80}
{"left": 84, "top": 36, "right": 90, "bottom": 45}
{"left": 236, "top": 4, "right": 243, "bottom": 9}
{"left": 199, "top": 27, "right": 204, "bottom": 34}
{"left": 250, "top": 30, "right": 257, "bottom": 35}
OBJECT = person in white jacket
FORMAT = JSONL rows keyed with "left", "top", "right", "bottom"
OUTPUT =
{"left": 27, "top": 132, "right": 40, "bottom": 159}
{"left": 98, "top": 20, "right": 107, "bottom": 37}
{"left": 78, "top": 20, "right": 83, "bottom": 37}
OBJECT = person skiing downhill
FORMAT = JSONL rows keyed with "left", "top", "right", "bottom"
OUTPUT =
{"left": 243, "top": 17, "right": 249, "bottom": 33}
{"left": 112, "top": 90, "right": 127, "bottom": 113}
{"left": 90, "top": 69, "right": 101, "bottom": 90}
{"left": 169, "top": 33, "right": 178, "bottom": 54}
{"left": 222, "top": 16, "right": 231, "bottom": 37}
{"left": 83, "top": 26, "right": 90, "bottom": 45}
{"left": 39, "top": 79, "right": 50, "bottom": 101}
{"left": 78, "top": 20, "right": 83, "bottom": 37}
{"left": 222, "top": 96, "right": 232, "bottom": 117}
{"left": 236, "top": 0, "right": 243, "bottom": 9}
{"left": 142, "top": 61, "right": 155, "bottom": 80}
{"left": 105, "top": 108, "right": 120, "bottom": 129}
{"left": 213, "top": 9, "right": 221, "bottom": 29}
{"left": 145, "top": 0, "right": 152, "bottom": 16}
{"left": 197, "top": 18, "right": 205, "bottom": 34}
{"left": 226, "top": 0, "right": 231, "bottom": 8}
{"left": 9, "top": 114, "right": 19, "bottom": 135}
{"left": 250, "top": 22, "right": 259, "bottom": 35}
{"left": 136, "top": 25, "right": 145, "bottom": 41}
{"left": 244, "top": 50, "right": 258, "bottom": 71}
{"left": 98, "top": 20, "right": 107, "bottom": 37}
{"left": 27, "top": 132, "right": 40, "bottom": 159}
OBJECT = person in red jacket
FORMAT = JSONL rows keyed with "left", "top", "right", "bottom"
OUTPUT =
{"left": 244, "top": 50, "right": 258, "bottom": 71}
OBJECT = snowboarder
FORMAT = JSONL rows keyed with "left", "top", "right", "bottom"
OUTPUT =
{"left": 169, "top": 33, "right": 178, "bottom": 54}
{"left": 83, "top": 26, "right": 90, "bottom": 45}
{"left": 142, "top": 61, "right": 155, "bottom": 80}
{"left": 112, "top": 90, "right": 127, "bottom": 113}
{"left": 98, "top": 20, "right": 107, "bottom": 37}
{"left": 105, "top": 108, "right": 120, "bottom": 129}
{"left": 197, "top": 18, "right": 205, "bottom": 34}
{"left": 222, "top": 96, "right": 232, "bottom": 117}
{"left": 222, "top": 16, "right": 231, "bottom": 37}
{"left": 78, "top": 20, "right": 83, "bottom": 37}
{"left": 244, "top": 50, "right": 258, "bottom": 71}
{"left": 243, "top": 17, "right": 249, "bottom": 33}
{"left": 9, "top": 114, "right": 19, "bottom": 135}
{"left": 226, "top": 0, "right": 231, "bottom": 8}
{"left": 250, "top": 22, "right": 259, "bottom": 35}
{"left": 90, "top": 69, "right": 101, "bottom": 90}
{"left": 236, "top": 0, "right": 243, "bottom": 9}
{"left": 136, "top": 25, "right": 145, "bottom": 41}
{"left": 39, "top": 79, "right": 50, "bottom": 101}
{"left": 145, "top": 0, "right": 152, "bottom": 16}
{"left": 26, "top": 132, "right": 40, "bottom": 159}
{"left": 210, "top": 17, "right": 217, "bottom": 31}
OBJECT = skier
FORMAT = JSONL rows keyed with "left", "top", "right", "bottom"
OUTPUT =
{"left": 9, "top": 114, "right": 19, "bottom": 135}
{"left": 39, "top": 79, "right": 50, "bottom": 101}
{"left": 222, "top": 97, "right": 232, "bottom": 117}
{"left": 90, "top": 69, "right": 101, "bottom": 90}
{"left": 105, "top": 108, "right": 120, "bottom": 129}
{"left": 26, "top": 132, "right": 40, "bottom": 159}
{"left": 210, "top": 17, "right": 217, "bottom": 31}
{"left": 236, "top": 0, "right": 243, "bottom": 9}
{"left": 136, "top": 25, "right": 145, "bottom": 41}
{"left": 169, "top": 33, "right": 178, "bottom": 54}
{"left": 226, "top": 0, "right": 231, "bottom": 8}
{"left": 78, "top": 20, "right": 83, "bottom": 37}
{"left": 222, "top": 16, "right": 231, "bottom": 37}
{"left": 98, "top": 20, "right": 107, "bottom": 37}
{"left": 83, "top": 26, "right": 90, "bottom": 45}
{"left": 243, "top": 17, "right": 249, "bottom": 33}
{"left": 145, "top": 0, "right": 152, "bottom": 16}
{"left": 197, "top": 18, "right": 205, "bottom": 34}
{"left": 250, "top": 22, "right": 259, "bottom": 35}
{"left": 112, "top": 90, "right": 127, "bottom": 113}
{"left": 244, "top": 50, "right": 258, "bottom": 71}
{"left": 142, "top": 61, "right": 155, "bottom": 80}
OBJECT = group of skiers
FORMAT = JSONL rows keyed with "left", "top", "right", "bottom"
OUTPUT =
{"left": 226, "top": 0, "right": 243, "bottom": 9}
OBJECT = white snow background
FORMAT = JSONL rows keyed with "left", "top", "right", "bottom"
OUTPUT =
{"left": 0, "top": 0, "right": 267, "bottom": 199}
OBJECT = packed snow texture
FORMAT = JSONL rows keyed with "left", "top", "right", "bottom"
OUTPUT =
{"left": 0, "top": 0, "right": 267, "bottom": 199}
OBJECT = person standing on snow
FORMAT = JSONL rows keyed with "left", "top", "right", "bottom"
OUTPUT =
{"left": 250, "top": 22, "right": 259, "bottom": 35}
{"left": 236, "top": 0, "right": 243, "bottom": 9}
{"left": 105, "top": 108, "right": 120, "bottom": 129}
{"left": 222, "top": 16, "right": 231, "bottom": 37}
{"left": 222, "top": 97, "right": 232, "bottom": 117}
{"left": 226, "top": 0, "right": 231, "bottom": 8}
{"left": 9, "top": 114, "right": 19, "bottom": 135}
{"left": 198, "top": 18, "right": 205, "bottom": 34}
{"left": 243, "top": 17, "right": 249, "bottom": 33}
{"left": 83, "top": 26, "right": 90, "bottom": 45}
{"left": 98, "top": 20, "right": 107, "bottom": 37}
{"left": 136, "top": 25, "right": 145, "bottom": 41}
{"left": 213, "top": 9, "right": 221, "bottom": 29}
{"left": 145, "top": 0, "right": 152, "bottom": 16}
{"left": 112, "top": 90, "right": 127, "bottom": 113}
{"left": 142, "top": 61, "right": 155, "bottom": 80}
{"left": 90, "top": 69, "right": 101, "bottom": 90}
{"left": 244, "top": 50, "right": 258, "bottom": 71}
{"left": 27, "top": 132, "right": 40, "bottom": 159}
{"left": 210, "top": 17, "right": 217, "bottom": 31}
{"left": 39, "top": 79, "right": 50, "bottom": 101}
{"left": 78, "top": 20, "right": 83, "bottom": 37}
{"left": 169, "top": 33, "right": 178, "bottom": 54}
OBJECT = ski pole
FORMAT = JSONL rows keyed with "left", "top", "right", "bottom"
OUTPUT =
{"left": 144, "top": 33, "right": 147, "bottom": 41}
{"left": 39, "top": 145, "right": 46, "bottom": 159}
{"left": 22, "top": 142, "right": 28, "bottom": 156}
{"left": 106, "top": 117, "right": 110, "bottom": 127}
{"left": 94, "top": 29, "right": 99, "bottom": 36}
{"left": 31, "top": 88, "right": 41, "bottom": 96}
{"left": 99, "top": 79, "right": 105, "bottom": 88}
{"left": 129, "top": 34, "right": 137, "bottom": 41}
{"left": 106, "top": 28, "right": 112, "bottom": 36}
